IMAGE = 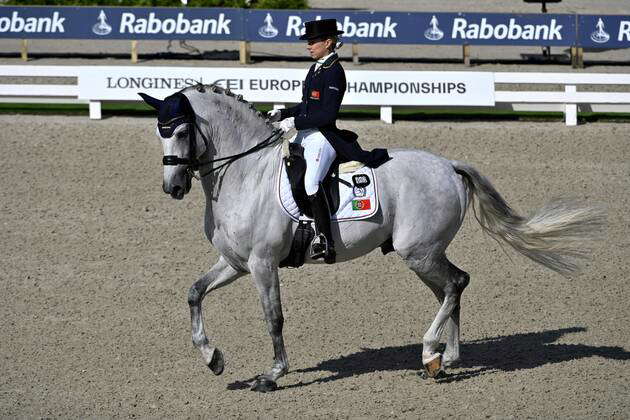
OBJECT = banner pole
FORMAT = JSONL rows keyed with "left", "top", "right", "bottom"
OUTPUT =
{"left": 131, "top": 40, "right": 138, "bottom": 63}
{"left": 239, "top": 41, "right": 252, "bottom": 64}
{"left": 462, "top": 44, "right": 471, "bottom": 66}
{"left": 21, "top": 39, "right": 28, "bottom": 62}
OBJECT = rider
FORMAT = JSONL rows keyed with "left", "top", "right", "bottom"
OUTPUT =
{"left": 268, "top": 18, "right": 389, "bottom": 264}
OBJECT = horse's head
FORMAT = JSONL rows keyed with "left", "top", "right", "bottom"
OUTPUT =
{"left": 139, "top": 91, "right": 206, "bottom": 200}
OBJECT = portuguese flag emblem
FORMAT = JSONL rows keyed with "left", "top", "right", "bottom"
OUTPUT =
{"left": 352, "top": 199, "right": 371, "bottom": 211}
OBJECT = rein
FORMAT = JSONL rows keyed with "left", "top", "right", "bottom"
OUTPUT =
{"left": 162, "top": 119, "right": 283, "bottom": 180}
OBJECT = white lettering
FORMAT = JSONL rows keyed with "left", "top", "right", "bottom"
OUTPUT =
{"left": 450, "top": 17, "right": 562, "bottom": 41}
{"left": 148, "top": 13, "right": 161, "bottom": 34}
{"left": 120, "top": 13, "right": 134, "bottom": 33}
{"left": 118, "top": 12, "right": 230, "bottom": 35}
{"left": 618, "top": 21, "right": 630, "bottom": 41}
{"left": 176, "top": 13, "right": 190, "bottom": 34}
{"left": 549, "top": 19, "right": 562, "bottom": 40}
{"left": 451, "top": 18, "right": 467, "bottom": 39}
{"left": 10, "top": 11, "right": 24, "bottom": 32}
{"left": 286, "top": 16, "right": 302, "bottom": 37}
{"left": 37, "top": 17, "right": 51, "bottom": 33}
{"left": 383, "top": 17, "right": 397, "bottom": 38}
{"left": 342, "top": 16, "right": 355, "bottom": 37}
{"left": 217, "top": 13, "right": 231, "bottom": 34}
{"left": 162, "top": 18, "right": 176, "bottom": 34}
{"left": 51, "top": 11, "right": 65, "bottom": 33}
{"left": 480, "top": 18, "right": 493, "bottom": 39}
{"left": 495, "top": 23, "right": 508, "bottom": 39}
{"left": 0, "top": 11, "right": 65, "bottom": 33}
{"left": 508, "top": 19, "right": 522, "bottom": 39}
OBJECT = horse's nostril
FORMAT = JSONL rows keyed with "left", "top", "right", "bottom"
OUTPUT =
{"left": 171, "top": 185, "right": 184, "bottom": 199}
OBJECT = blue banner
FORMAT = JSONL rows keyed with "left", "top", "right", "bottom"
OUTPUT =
{"left": 0, "top": 6, "right": 243, "bottom": 40}
{"left": 246, "top": 11, "right": 576, "bottom": 46}
{"left": 578, "top": 15, "right": 630, "bottom": 48}
{"left": 2, "top": 6, "right": 627, "bottom": 49}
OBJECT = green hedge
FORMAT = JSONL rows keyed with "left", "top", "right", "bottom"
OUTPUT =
{"left": 4, "top": 0, "right": 308, "bottom": 9}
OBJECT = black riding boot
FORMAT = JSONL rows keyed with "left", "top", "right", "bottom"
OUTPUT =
{"left": 308, "top": 186, "right": 336, "bottom": 264}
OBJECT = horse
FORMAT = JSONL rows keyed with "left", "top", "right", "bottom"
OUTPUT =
{"left": 139, "top": 84, "right": 605, "bottom": 392}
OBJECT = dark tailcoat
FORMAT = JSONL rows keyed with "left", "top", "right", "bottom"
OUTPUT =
{"left": 280, "top": 53, "right": 389, "bottom": 167}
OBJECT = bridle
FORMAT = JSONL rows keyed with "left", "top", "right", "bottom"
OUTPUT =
{"left": 159, "top": 115, "right": 283, "bottom": 180}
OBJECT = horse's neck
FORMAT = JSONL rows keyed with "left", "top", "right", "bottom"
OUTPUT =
{"left": 211, "top": 120, "right": 271, "bottom": 159}
{"left": 199, "top": 120, "right": 280, "bottom": 222}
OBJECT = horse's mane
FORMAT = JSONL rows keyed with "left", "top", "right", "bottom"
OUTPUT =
{"left": 181, "top": 83, "right": 273, "bottom": 131}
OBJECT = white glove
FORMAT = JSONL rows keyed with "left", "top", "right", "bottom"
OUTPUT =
{"left": 267, "top": 109, "right": 282, "bottom": 122}
{"left": 277, "top": 117, "right": 295, "bottom": 133}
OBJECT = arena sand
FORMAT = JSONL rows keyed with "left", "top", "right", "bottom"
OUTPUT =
{"left": 0, "top": 115, "right": 628, "bottom": 418}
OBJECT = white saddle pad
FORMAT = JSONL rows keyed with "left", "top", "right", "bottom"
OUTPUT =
{"left": 277, "top": 161, "right": 379, "bottom": 222}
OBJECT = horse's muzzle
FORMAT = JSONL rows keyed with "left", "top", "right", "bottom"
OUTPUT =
{"left": 170, "top": 185, "right": 185, "bottom": 200}
{"left": 163, "top": 171, "right": 192, "bottom": 200}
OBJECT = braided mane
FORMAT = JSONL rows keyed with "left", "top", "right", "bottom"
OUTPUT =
{"left": 182, "top": 82, "right": 273, "bottom": 128}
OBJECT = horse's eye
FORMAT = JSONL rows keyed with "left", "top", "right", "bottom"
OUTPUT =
{"left": 177, "top": 131, "right": 189, "bottom": 139}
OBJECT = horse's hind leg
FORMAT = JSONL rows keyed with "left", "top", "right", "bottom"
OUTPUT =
{"left": 188, "top": 256, "right": 244, "bottom": 375}
{"left": 405, "top": 254, "right": 469, "bottom": 377}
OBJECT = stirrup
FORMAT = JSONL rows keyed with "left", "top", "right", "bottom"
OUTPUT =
{"left": 310, "top": 234, "right": 328, "bottom": 259}
{"left": 310, "top": 234, "right": 336, "bottom": 264}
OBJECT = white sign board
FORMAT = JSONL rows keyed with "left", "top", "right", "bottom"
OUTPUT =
{"left": 78, "top": 66, "right": 495, "bottom": 106}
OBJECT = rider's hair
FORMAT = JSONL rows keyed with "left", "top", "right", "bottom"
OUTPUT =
{"left": 328, "top": 35, "right": 343, "bottom": 52}
{"left": 328, "top": 36, "right": 337, "bottom": 51}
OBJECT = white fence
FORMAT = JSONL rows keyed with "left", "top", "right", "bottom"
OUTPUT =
{"left": 1, "top": 65, "right": 630, "bottom": 126}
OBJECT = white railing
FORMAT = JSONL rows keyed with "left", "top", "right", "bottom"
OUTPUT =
{"left": 1, "top": 66, "right": 630, "bottom": 125}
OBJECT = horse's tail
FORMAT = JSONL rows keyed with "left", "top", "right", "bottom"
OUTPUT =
{"left": 452, "top": 161, "right": 606, "bottom": 277}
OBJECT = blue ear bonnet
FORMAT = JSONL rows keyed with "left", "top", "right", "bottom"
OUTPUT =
{"left": 157, "top": 93, "right": 194, "bottom": 137}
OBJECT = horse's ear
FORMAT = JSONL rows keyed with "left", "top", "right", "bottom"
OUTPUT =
{"left": 138, "top": 92, "right": 163, "bottom": 111}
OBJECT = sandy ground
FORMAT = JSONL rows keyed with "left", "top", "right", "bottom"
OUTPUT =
{"left": 0, "top": 114, "right": 628, "bottom": 418}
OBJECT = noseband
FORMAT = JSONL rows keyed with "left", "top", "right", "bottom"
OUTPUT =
{"left": 159, "top": 114, "right": 283, "bottom": 179}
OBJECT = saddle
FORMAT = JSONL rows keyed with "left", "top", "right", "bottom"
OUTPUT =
{"left": 283, "top": 142, "right": 343, "bottom": 218}
{"left": 278, "top": 141, "right": 380, "bottom": 268}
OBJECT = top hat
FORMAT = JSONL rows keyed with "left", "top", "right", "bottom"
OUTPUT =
{"left": 299, "top": 19, "right": 344, "bottom": 40}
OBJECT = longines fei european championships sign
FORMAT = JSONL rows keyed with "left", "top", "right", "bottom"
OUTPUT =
{"left": 0, "top": 6, "right": 628, "bottom": 48}
{"left": 77, "top": 67, "right": 495, "bottom": 106}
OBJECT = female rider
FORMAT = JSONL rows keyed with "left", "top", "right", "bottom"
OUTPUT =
{"left": 268, "top": 19, "right": 389, "bottom": 264}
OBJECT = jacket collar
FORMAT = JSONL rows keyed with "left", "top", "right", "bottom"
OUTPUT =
{"left": 312, "top": 53, "right": 338, "bottom": 75}
{"left": 320, "top": 52, "right": 338, "bottom": 69}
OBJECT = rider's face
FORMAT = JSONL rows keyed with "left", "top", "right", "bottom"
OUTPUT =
{"left": 307, "top": 38, "right": 332, "bottom": 60}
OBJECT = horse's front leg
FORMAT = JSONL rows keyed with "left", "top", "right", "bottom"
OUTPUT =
{"left": 188, "top": 256, "right": 244, "bottom": 374}
{"left": 249, "top": 257, "right": 288, "bottom": 392}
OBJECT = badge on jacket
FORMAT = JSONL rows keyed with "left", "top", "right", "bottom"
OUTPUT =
{"left": 310, "top": 90, "right": 320, "bottom": 100}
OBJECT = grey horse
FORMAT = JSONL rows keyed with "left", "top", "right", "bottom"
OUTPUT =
{"left": 139, "top": 85, "right": 605, "bottom": 392}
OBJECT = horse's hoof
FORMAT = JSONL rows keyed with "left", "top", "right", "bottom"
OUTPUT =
{"left": 208, "top": 348, "right": 224, "bottom": 376}
{"left": 250, "top": 378, "right": 278, "bottom": 393}
{"left": 423, "top": 353, "right": 443, "bottom": 378}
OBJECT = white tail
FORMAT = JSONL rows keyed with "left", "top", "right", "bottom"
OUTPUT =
{"left": 453, "top": 161, "right": 606, "bottom": 277}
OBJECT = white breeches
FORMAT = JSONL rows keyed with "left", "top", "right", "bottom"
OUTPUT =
{"left": 291, "top": 129, "right": 337, "bottom": 196}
